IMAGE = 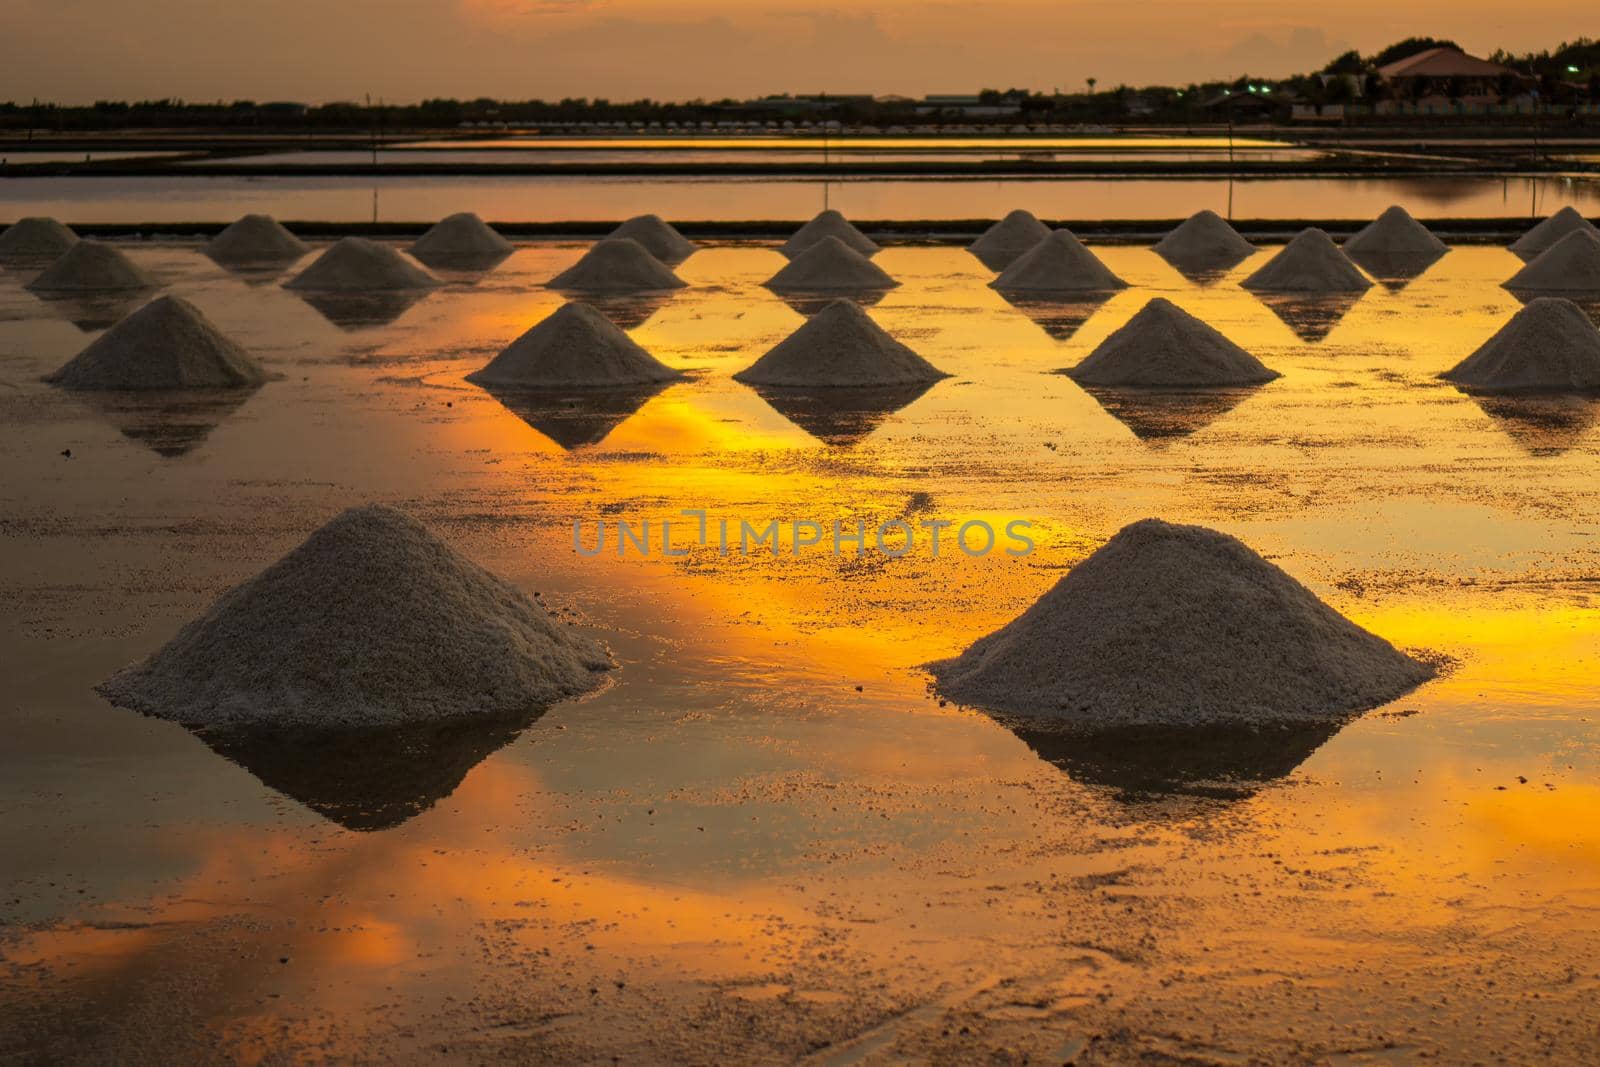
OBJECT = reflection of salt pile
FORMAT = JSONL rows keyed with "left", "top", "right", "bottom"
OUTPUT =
{"left": 548, "top": 238, "right": 687, "bottom": 292}
{"left": 735, "top": 299, "right": 946, "bottom": 387}
{"left": 969, "top": 210, "right": 1052, "bottom": 270}
{"left": 1504, "top": 230, "right": 1600, "bottom": 292}
{"left": 1066, "top": 298, "right": 1279, "bottom": 387}
{"left": 1241, "top": 228, "right": 1372, "bottom": 292}
{"left": 1441, "top": 298, "right": 1600, "bottom": 393}
{"left": 607, "top": 214, "right": 696, "bottom": 264}
{"left": 1152, "top": 210, "right": 1255, "bottom": 270}
{"left": 1342, "top": 205, "right": 1447, "bottom": 257}
{"left": 929, "top": 518, "right": 1433, "bottom": 726}
{"left": 99, "top": 504, "right": 614, "bottom": 727}
{"left": 467, "top": 303, "right": 682, "bottom": 389}
{"left": 0, "top": 217, "right": 79, "bottom": 263}
{"left": 409, "top": 212, "right": 513, "bottom": 264}
{"left": 1510, "top": 206, "right": 1598, "bottom": 261}
{"left": 46, "top": 296, "right": 270, "bottom": 391}
{"left": 26, "top": 241, "right": 154, "bottom": 293}
{"left": 991, "top": 230, "right": 1127, "bottom": 292}
{"left": 766, "top": 235, "right": 899, "bottom": 292}
{"left": 780, "top": 210, "right": 879, "bottom": 259}
{"left": 285, "top": 237, "right": 440, "bottom": 291}
{"left": 204, "top": 214, "right": 309, "bottom": 266}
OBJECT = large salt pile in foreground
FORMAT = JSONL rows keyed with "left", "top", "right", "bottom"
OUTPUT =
{"left": 410, "top": 212, "right": 513, "bottom": 264}
{"left": 1343, "top": 205, "right": 1448, "bottom": 257}
{"left": 1066, "top": 298, "right": 1280, "bottom": 388}
{"left": 1152, "top": 210, "right": 1255, "bottom": 270}
{"left": 607, "top": 215, "right": 697, "bottom": 264}
{"left": 929, "top": 519, "right": 1433, "bottom": 726}
{"left": 26, "top": 241, "right": 154, "bottom": 293}
{"left": 766, "top": 235, "right": 899, "bottom": 292}
{"left": 1504, "top": 229, "right": 1600, "bottom": 292}
{"left": 547, "top": 238, "right": 687, "bottom": 292}
{"left": 735, "top": 299, "right": 946, "bottom": 387}
{"left": 285, "top": 237, "right": 440, "bottom": 291}
{"left": 98, "top": 504, "right": 614, "bottom": 727}
{"left": 204, "top": 215, "right": 309, "bottom": 266}
{"left": 969, "top": 210, "right": 1052, "bottom": 270}
{"left": 45, "top": 296, "right": 270, "bottom": 391}
{"left": 991, "top": 230, "right": 1127, "bottom": 293}
{"left": 0, "top": 217, "right": 79, "bottom": 263}
{"left": 1510, "top": 206, "right": 1598, "bottom": 261}
{"left": 467, "top": 303, "right": 682, "bottom": 390}
{"left": 1441, "top": 298, "right": 1600, "bottom": 393}
{"left": 780, "top": 210, "right": 879, "bottom": 259}
{"left": 1241, "top": 229, "right": 1372, "bottom": 292}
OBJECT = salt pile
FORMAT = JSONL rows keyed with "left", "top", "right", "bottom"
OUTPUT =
{"left": 991, "top": 230, "right": 1127, "bottom": 293}
{"left": 410, "top": 212, "right": 513, "bottom": 264}
{"left": 285, "top": 237, "right": 440, "bottom": 291}
{"left": 780, "top": 210, "right": 879, "bottom": 260}
{"left": 204, "top": 215, "right": 310, "bottom": 266}
{"left": 1065, "top": 298, "right": 1280, "bottom": 388}
{"left": 1152, "top": 210, "right": 1255, "bottom": 270}
{"left": 607, "top": 215, "right": 697, "bottom": 264}
{"left": 1510, "top": 206, "right": 1598, "bottom": 261}
{"left": 0, "top": 217, "right": 79, "bottom": 263}
{"left": 929, "top": 518, "right": 1433, "bottom": 726}
{"left": 1503, "top": 229, "right": 1600, "bottom": 292}
{"left": 467, "top": 302, "right": 682, "bottom": 390}
{"left": 734, "top": 299, "right": 946, "bottom": 387}
{"left": 765, "top": 235, "right": 899, "bottom": 292}
{"left": 98, "top": 504, "right": 614, "bottom": 727}
{"left": 1342, "top": 205, "right": 1448, "bottom": 257}
{"left": 26, "top": 241, "right": 154, "bottom": 293}
{"left": 1441, "top": 297, "right": 1600, "bottom": 392}
{"left": 45, "top": 296, "right": 270, "bottom": 391}
{"left": 1240, "top": 229, "right": 1372, "bottom": 292}
{"left": 547, "top": 238, "right": 688, "bottom": 293}
{"left": 969, "top": 210, "right": 1052, "bottom": 270}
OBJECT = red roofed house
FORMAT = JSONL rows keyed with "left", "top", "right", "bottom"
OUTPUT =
{"left": 1374, "top": 46, "right": 1526, "bottom": 114}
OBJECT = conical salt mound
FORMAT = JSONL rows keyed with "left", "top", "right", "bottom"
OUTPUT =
{"left": 0, "top": 217, "right": 79, "bottom": 263}
{"left": 410, "top": 212, "right": 513, "bottom": 263}
{"left": 1510, "top": 206, "right": 1598, "bottom": 261}
{"left": 204, "top": 214, "right": 309, "bottom": 266}
{"left": 1066, "top": 298, "right": 1279, "bottom": 388}
{"left": 547, "top": 238, "right": 687, "bottom": 293}
{"left": 970, "top": 210, "right": 1052, "bottom": 270}
{"left": 734, "top": 300, "right": 947, "bottom": 388}
{"left": 26, "top": 241, "right": 154, "bottom": 293}
{"left": 98, "top": 504, "right": 614, "bottom": 727}
{"left": 467, "top": 303, "right": 682, "bottom": 390}
{"left": 766, "top": 235, "right": 899, "bottom": 292}
{"left": 45, "top": 296, "right": 270, "bottom": 392}
{"left": 780, "top": 210, "right": 879, "bottom": 260}
{"left": 1240, "top": 229, "right": 1372, "bottom": 293}
{"left": 607, "top": 215, "right": 696, "bottom": 264}
{"left": 1343, "top": 205, "right": 1447, "bottom": 257}
{"left": 1152, "top": 210, "right": 1255, "bottom": 270}
{"left": 1504, "top": 229, "right": 1600, "bottom": 293}
{"left": 1441, "top": 298, "right": 1600, "bottom": 393}
{"left": 285, "top": 237, "right": 440, "bottom": 291}
{"left": 929, "top": 518, "right": 1433, "bottom": 726}
{"left": 991, "top": 230, "right": 1127, "bottom": 293}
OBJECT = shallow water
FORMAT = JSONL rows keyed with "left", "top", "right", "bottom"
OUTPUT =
{"left": 1, "top": 240, "right": 1598, "bottom": 1063}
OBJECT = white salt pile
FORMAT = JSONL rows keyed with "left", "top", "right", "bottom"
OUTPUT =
{"left": 734, "top": 299, "right": 947, "bottom": 387}
{"left": 45, "top": 296, "right": 270, "bottom": 391}
{"left": 1342, "top": 205, "right": 1448, "bottom": 257}
{"left": 0, "top": 217, "right": 79, "bottom": 263}
{"left": 547, "top": 238, "right": 688, "bottom": 293}
{"left": 26, "top": 241, "right": 154, "bottom": 293}
{"left": 765, "top": 235, "right": 900, "bottom": 292}
{"left": 98, "top": 504, "right": 614, "bottom": 727}
{"left": 284, "top": 237, "right": 440, "bottom": 291}
{"left": 1240, "top": 229, "right": 1373, "bottom": 292}
{"left": 1065, "top": 298, "right": 1280, "bottom": 388}
{"left": 607, "top": 214, "right": 697, "bottom": 264}
{"left": 969, "top": 210, "right": 1052, "bottom": 270}
{"left": 1503, "top": 229, "right": 1600, "bottom": 292}
{"left": 991, "top": 230, "right": 1127, "bottom": 293}
{"left": 410, "top": 212, "right": 513, "bottom": 264}
{"left": 467, "top": 303, "right": 682, "bottom": 390}
{"left": 1510, "top": 206, "right": 1598, "bottom": 261}
{"left": 1441, "top": 297, "right": 1600, "bottom": 392}
{"left": 204, "top": 215, "right": 310, "bottom": 266}
{"left": 780, "top": 210, "right": 879, "bottom": 260}
{"left": 929, "top": 518, "right": 1434, "bottom": 726}
{"left": 1152, "top": 210, "right": 1255, "bottom": 269}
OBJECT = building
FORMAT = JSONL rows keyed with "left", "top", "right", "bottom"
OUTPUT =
{"left": 1374, "top": 47, "right": 1521, "bottom": 112}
